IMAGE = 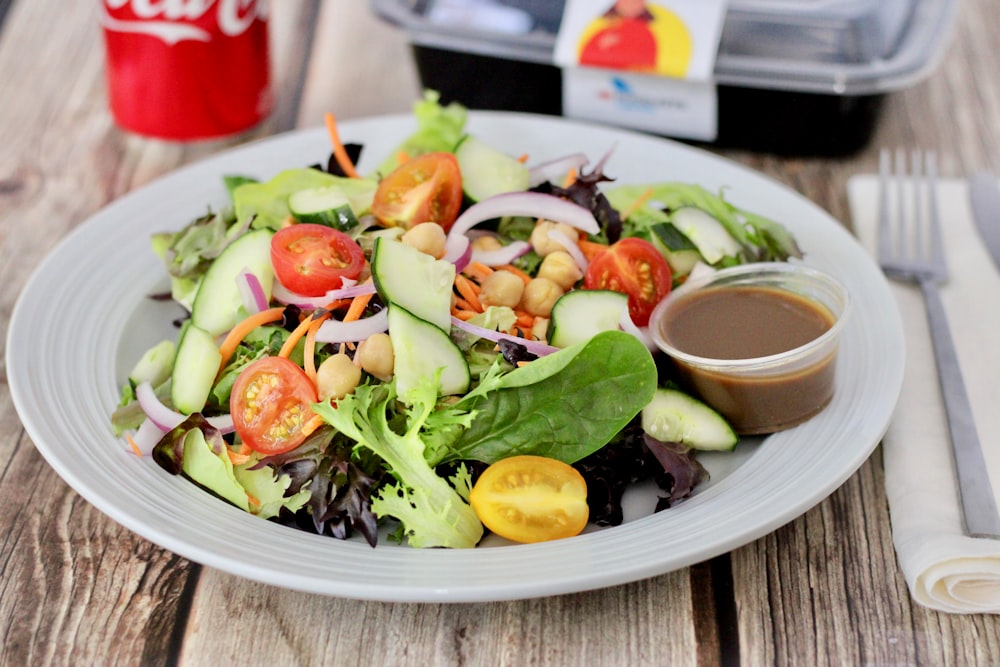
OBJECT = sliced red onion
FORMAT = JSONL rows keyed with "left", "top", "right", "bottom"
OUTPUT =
{"left": 448, "top": 191, "right": 600, "bottom": 241}
{"left": 527, "top": 152, "right": 590, "bottom": 187}
{"left": 237, "top": 268, "right": 269, "bottom": 314}
{"left": 619, "top": 307, "right": 657, "bottom": 352}
{"left": 546, "top": 229, "right": 589, "bottom": 272}
{"left": 135, "top": 382, "right": 235, "bottom": 435}
{"left": 272, "top": 278, "right": 377, "bottom": 310}
{"left": 314, "top": 307, "right": 389, "bottom": 344}
{"left": 126, "top": 418, "right": 166, "bottom": 456}
{"left": 136, "top": 381, "right": 185, "bottom": 431}
{"left": 470, "top": 240, "right": 531, "bottom": 267}
{"left": 443, "top": 232, "right": 472, "bottom": 273}
{"left": 450, "top": 316, "right": 558, "bottom": 357}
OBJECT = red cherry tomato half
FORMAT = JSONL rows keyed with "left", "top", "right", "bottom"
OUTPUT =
{"left": 370, "top": 152, "right": 463, "bottom": 231}
{"left": 584, "top": 237, "right": 672, "bottom": 327}
{"left": 271, "top": 224, "right": 365, "bottom": 297}
{"left": 230, "top": 356, "right": 319, "bottom": 455}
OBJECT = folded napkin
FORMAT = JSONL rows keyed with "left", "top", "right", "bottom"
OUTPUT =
{"left": 848, "top": 174, "right": 1000, "bottom": 614}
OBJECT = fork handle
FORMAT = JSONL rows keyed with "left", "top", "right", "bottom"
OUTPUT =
{"left": 920, "top": 278, "right": 1000, "bottom": 539}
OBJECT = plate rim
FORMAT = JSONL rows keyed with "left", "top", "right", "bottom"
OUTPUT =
{"left": 6, "top": 110, "right": 905, "bottom": 602}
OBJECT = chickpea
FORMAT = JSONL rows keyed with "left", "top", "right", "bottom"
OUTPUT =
{"left": 316, "top": 353, "right": 362, "bottom": 402}
{"left": 356, "top": 332, "right": 394, "bottom": 381}
{"left": 520, "top": 277, "right": 564, "bottom": 317}
{"left": 530, "top": 220, "right": 578, "bottom": 257}
{"left": 479, "top": 270, "right": 525, "bottom": 309}
{"left": 537, "top": 250, "right": 583, "bottom": 291}
{"left": 470, "top": 234, "right": 503, "bottom": 252}
{"left": 401, "top": 222, "right": 447, "bottom": 258}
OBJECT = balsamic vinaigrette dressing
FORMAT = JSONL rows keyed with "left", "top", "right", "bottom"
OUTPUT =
{"left": 662, "top": 286, "right": 835, "bottom": 360}
{"left": 658, "top": 285, "right": 837, "bottom": 435}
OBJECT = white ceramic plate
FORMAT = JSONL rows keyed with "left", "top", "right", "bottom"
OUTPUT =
{"left": 7, "top": 112, "right": 904, "bottom": 602}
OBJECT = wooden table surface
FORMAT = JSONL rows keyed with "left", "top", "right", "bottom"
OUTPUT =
{"left": 3, "top": 1, "right": 1000, "bottom": 665}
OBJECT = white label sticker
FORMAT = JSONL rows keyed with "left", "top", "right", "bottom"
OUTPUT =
{"left": 554, "top": 0, "right": 727, "bottom": 82}
{"left": 562, "top": 68, "right": 718, "bottom": 141}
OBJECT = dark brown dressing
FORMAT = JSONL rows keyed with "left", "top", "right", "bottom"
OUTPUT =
{"left": 661, "top": 285, "right": 835, "bottom": 360}
{"left": 657, "top": 284, "right": 839, "bottom": 434}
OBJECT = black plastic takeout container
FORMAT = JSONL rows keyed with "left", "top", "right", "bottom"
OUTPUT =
{"left": 371, "top": 0, "right": 958, "bottom": 156}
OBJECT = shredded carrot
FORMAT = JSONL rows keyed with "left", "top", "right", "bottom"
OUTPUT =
{"left": 227, "top": 448, "right": 252, "bottom": 466}
{"left": 498, "top": 264, "right": 532, "bottom": 285}
{"left": 452, "top": 308, "right": 479, "bottom": 321}
{"left": 246, "top": 492, "right": 260, "bottom": 509}
{"left": 515, "top": 311, "right": 535, "bottom": 329}
{"left": 279, "top": 313, "right": 315, "bottom": 359}
{"left": 303, "top": 313, "right": 332, "bottom": 384}
{"left": 301, "top": 413, "right": 326, "bottom": 438}
{"left": 343, "top": 290, "right": 374, "bottom": 322}
{"left": 324, "top": 112, "right": 360, "bottom": 179}
{"left": 578, "top": 238, "right": 610, "bottom": 262}
{"left": 453, "top": 297, "right": 476, "bottom": 312}
{"left": 517, "top": 153, "right": 530, "bottom": 163}
{"left": 462, "top": 261, "right": 494, "bottom": 282}
{"left": 396, "top": 149, "right": 410, "bottom": 165}
{"left": 454, "top": 274, "right": 483, "bottom": 312}
{"left": 562, "top": 168, "right": 577, "bottom": 188}
{"left": 620, "top": 187, "right": 655, "bottom": 221}
{"left": 217, "top": 306, "right": 287, "bottom": 374}
{"left": 125, "top": 433, "right": 142, "bottom": 458}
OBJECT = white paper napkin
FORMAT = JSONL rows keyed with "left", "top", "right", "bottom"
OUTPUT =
{"left": 848, "top": 174, "right": 1000, "bottom": 614}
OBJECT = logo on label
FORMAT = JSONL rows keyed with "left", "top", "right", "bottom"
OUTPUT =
{"left": 597, "top": 76, "right": 687, "bottom": 114}
{"left": 101, "top": 0, "right": 268, "bottom": 45}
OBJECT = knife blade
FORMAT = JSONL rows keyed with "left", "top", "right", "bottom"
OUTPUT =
{"left": 969, "top": 171, "right": 1000, "bottom": 272}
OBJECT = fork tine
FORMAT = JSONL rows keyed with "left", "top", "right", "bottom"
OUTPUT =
{"left": 910, "top": 149, "right": 924, "bottom": 261}
{"left": 925, "top": 151, "right": 948, "bottom": 277}
{"left": 878, "top": 148, "right": 892, "bottom": 264}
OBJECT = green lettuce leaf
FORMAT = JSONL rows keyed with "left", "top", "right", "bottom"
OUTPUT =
{"left": 374, "top": 90, "right": 467, "bottom": 177}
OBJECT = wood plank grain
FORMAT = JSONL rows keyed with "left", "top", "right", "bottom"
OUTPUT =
{"left": 0, "top": 2, "right": 322, "bottom": 665}
{"left": 176, "top": 566, "right": 704, "bottom": 666}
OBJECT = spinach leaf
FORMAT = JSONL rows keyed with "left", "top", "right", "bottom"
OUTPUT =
{"left": 446, "top": 331, "right": 657, "bottom": 465}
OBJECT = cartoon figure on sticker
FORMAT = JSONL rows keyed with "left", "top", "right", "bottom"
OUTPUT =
{"left": 577, "top": 0, "right": 693, "bottom": 77}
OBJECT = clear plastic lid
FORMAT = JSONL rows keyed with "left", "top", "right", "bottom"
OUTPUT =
{"left": 371, "top": 0, "right": 958, "bottom": 95}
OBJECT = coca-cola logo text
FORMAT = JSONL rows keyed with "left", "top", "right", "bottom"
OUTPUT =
{"left": 101, "top": 0, "right": 268, "bottom": 45}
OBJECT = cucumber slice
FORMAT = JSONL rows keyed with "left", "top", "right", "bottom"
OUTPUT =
{"left": 129, "top": 340, "right": 176, "bottom": 388}
{"left": 548, "top": 289, "right": 628, "bottom": 348}
{"left": 171, "top": 322, "right": 223, "bottom": 415}
{"left": 288, "top": 186, "right": 361, "bottom": 230}
{"left": 190, "top": 229, "right": 274, "bottom": 336}
{"left": 454, "top": 135, "right": 530, "bottom": 203}
{"left": 670, "top": 207, "right": 741, "bottom": 265}
{"left": 371, "top": 237, "right": 454, "bottom": 331}
{"left": 650, "top": 222, "right": 703, "bottom": 277}
{"left": 387, "top": 304, "right": 470, "bottom": 401}
{"left": 641, "top": 387, "right": 737, "bottom": 451}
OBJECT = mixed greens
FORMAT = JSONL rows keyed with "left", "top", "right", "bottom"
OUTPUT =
{"left": 111, "top": 91, "right": 802, "bottom": 548}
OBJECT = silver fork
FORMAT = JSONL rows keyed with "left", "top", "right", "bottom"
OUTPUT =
{"left": 878, "top": 148, "right": 1000, "bottom": 539}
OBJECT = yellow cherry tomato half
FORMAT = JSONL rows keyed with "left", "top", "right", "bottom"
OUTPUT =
{"left": 469, "top": 455, "right": 589, "bottom": 544}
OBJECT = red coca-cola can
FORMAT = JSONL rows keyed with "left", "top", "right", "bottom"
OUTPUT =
{"left": 100, "top": 0, "right": 273, "bottom": 141}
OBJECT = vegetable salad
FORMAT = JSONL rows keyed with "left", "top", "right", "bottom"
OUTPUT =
{"left": 111, "top": 91, "right": 802, "bottom": 548}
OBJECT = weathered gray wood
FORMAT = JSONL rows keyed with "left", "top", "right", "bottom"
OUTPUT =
{"left": 176, "top": 566, "right": 705, "bottom": 667}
